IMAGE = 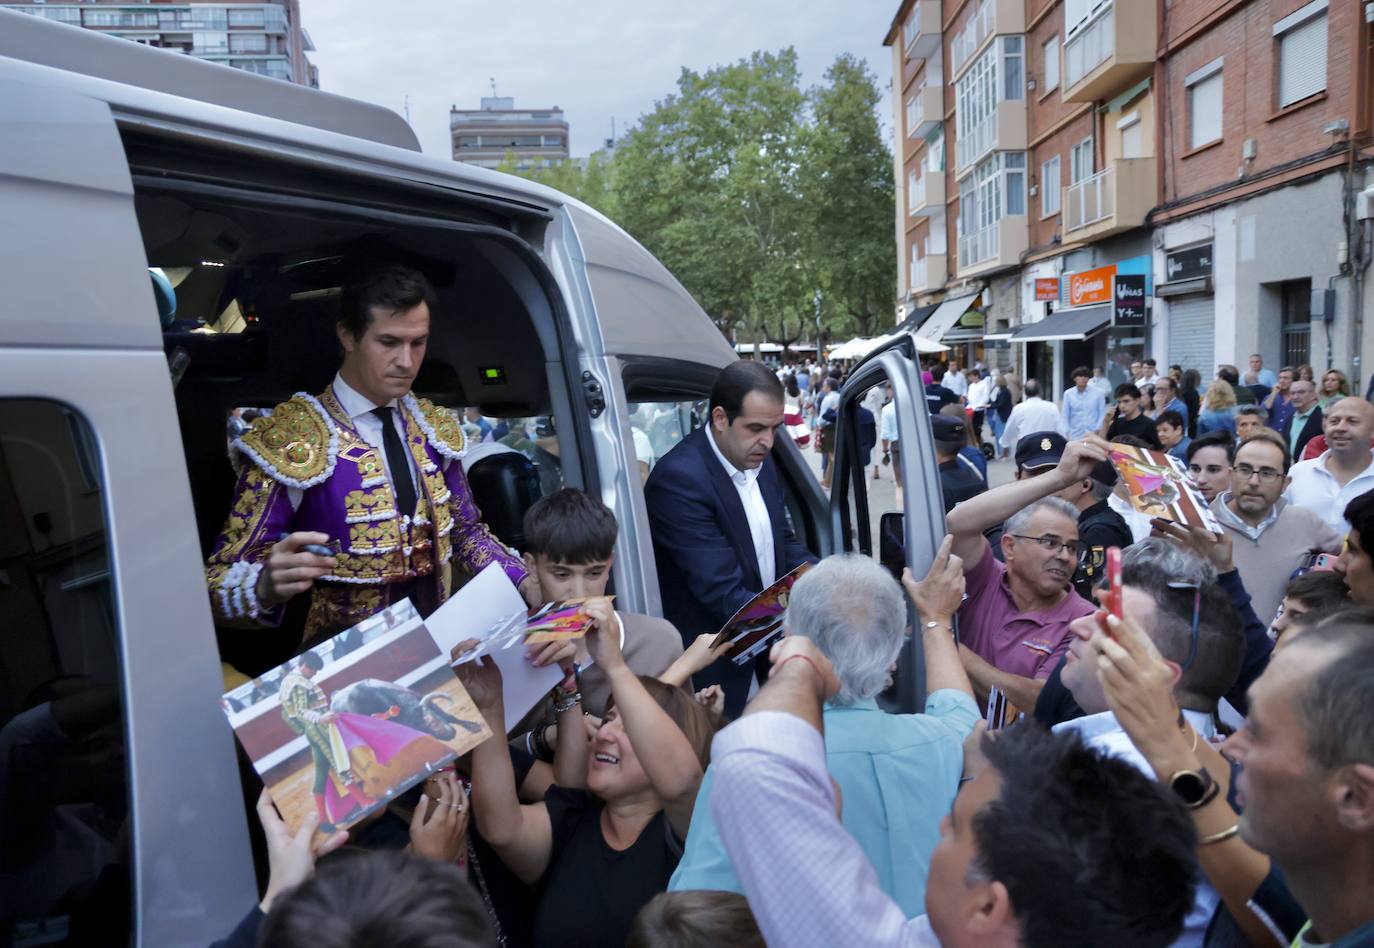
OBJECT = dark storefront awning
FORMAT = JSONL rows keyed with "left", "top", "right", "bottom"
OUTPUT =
{"left": 891, "top": 302, "right": 939, "bottom": 336}
{"left": 1008, "top": 305, "right": 1112, "bottom": 343}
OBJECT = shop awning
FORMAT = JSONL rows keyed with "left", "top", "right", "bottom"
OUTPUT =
{"left": 1008, "top": 305, "right": 1113, "bottom": 343}
{"left": 916, "top": 291, "right": 982, "bottom": 342}
{"left": 891, "top": 302, "right": 939, "bottom": 336}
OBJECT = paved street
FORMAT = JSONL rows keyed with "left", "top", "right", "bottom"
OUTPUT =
{"left": 798, "top": 432, "right": 1016, "bottom": 550}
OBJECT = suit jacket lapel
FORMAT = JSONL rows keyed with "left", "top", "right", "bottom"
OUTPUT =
{"left": 695, "top": 430, "right": 762, "bottom": 589}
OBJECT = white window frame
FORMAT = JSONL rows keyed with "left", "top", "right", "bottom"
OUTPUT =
{"left": 1041, "top": 154, "right": 1062, "bottom": 217}
{"left": 1273, "top": 0, "right": 1328, "bottom": 108}
{"left": 1070, "top": 136, "right": 1094, "bottom": 184}
{"left": 1043, "top": 34, "right": 1060, "bottom": 92}
{"left": 1002, "top": 36, "right": 1025, "bottom": 101}
{"left": 1185, "top": 57, "right": 1224, "bottom": 150}
{"left": 1117, "top": 111, "right": 1142, "bottom": 159}
{"left": 908, "top": 169, "right": 920, "bottom": 213}
{"left": 906, "top": 95, "right": 919, "bottom": 138}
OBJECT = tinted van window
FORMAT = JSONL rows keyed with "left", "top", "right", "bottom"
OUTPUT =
{"left": 0, "top": 401, "right": 128, "bottom": 945}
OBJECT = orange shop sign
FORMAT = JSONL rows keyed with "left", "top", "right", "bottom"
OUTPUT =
{"left": 1033, "top": 278, "right": 1060, "bottom": 301}
{"left": 1068, "top": 265, "right": 1116, "bottom": 306}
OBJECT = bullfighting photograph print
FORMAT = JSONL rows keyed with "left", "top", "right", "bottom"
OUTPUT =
{"left": 221, "top": 599, "right": 491, "bottom": 836}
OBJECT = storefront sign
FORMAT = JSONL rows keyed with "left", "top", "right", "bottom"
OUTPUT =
{"left": 1067, "top": 265, "right": 1116, "bottom": 306}
{"left": 1165, "top": 244, "right": 1213, "bottom": 282}
{"left": 1034, "top": 278, "right": 1060, "bottom": 301}
{"left": 1113, "top": 274, "right": 1147, "bottom": 328}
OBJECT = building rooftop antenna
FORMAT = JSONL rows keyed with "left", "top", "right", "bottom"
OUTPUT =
{"left": 489, "top": 77, "right": 497, "bottom": 98}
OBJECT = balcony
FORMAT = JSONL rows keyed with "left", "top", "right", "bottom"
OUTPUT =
{"left": 910, "top": 252, "right": 946, "bottom": 293}
{"left": 903, "top": 0, "right": 941, "bottom": 61}
{"left": 910, "top": 167, "right": 945, "bottom": 217}
{"left": 957, "top": 216, "right": 1028, "bottom": 278}
{"left": 954, "top": 101, "right": 1027, "bottom": 175}
{"left": 1062, "top": 158, "right": 1157, "bottom": 239}
{"left": 950, "top": 0, "right": 1025, "bottom": 78}
{"left": 1062, "top": 0, "right": 1156, "bottom": 102}
{"left": 908, "top": 81, "right": 943, "bottom": 139}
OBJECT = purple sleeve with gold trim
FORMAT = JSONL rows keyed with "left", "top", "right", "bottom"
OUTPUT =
{"left": 443, "top": 459, "right": 528, "bottom": 588}
{"left": 204, "top": 466, "right": 292, "bottom": 627}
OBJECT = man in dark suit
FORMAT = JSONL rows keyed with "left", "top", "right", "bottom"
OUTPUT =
{"left": 645, "top": 361, "right": 817, "bottom": 715}
{"left": 1282, "top": 378, "right": 1324, "bottom": 462}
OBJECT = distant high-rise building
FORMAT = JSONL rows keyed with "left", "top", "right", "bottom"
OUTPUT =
{"left": 3, "top": 1, "right": 319, "bottom": 87}
{"left": 450, "top": 97, "right": 570, "bottom": 170}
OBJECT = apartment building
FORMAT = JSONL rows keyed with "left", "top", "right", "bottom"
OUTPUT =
{"left": 885, "top": 0, "right": 1373, "bottom": 396}
{"left": 450, "top": 97, "right": 570, "bottom": 171}
{"left": 3, "top": 1, "right": 318, "bottom": 86}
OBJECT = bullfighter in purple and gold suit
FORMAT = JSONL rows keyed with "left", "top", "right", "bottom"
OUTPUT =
{"left": 205, "top": 262, "right": 534, "bottom": 643}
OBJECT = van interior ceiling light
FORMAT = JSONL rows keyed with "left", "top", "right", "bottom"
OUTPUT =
{"left": 200, "top": 260, "right": 227, "bottom": 267}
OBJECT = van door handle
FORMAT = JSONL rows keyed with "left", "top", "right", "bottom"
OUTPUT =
{"left": 581, "top": 370, "right": 606, "bottom": 418}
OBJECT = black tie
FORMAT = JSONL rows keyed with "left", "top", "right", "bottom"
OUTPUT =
{"left": 371, "top": 406, "right": 418, "bottom": 518}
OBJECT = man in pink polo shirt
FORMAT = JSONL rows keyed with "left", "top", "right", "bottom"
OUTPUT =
{"left": 946, "top": 435, "right": 1112, "bottom": 716}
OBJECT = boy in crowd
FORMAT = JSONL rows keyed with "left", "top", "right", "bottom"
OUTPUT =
{"left": 521, "top": 488, "right": 684, "bottom": 715}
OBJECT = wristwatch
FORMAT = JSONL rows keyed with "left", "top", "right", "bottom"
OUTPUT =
{"left": 1167, "top": 767, "right": 1219, "bottom": 809}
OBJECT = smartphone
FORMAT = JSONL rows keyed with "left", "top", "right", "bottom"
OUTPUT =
{"left": 1104, "top": 546, "right": 1124, "bottom": 629}
{"left": 1308, "top": 553, "right": 1338, "bottom": 572}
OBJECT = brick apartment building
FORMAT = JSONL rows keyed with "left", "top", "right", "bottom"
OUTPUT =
{"left": 450, "top": 97, "right": 570, "bottom": 171}
{"left": 884, "top": 0, "right": 1374, "bottom": 397}
{"left": 3, "top": 1, "right": 318, "bottom": 86}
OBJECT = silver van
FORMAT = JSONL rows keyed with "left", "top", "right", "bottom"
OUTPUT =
{"left": 0, "top": 12, "right": 942, "bottom": 944}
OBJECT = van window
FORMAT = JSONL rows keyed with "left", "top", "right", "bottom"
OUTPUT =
{"left": 629, "top": 400, "right": 708, "bottom": 472}
{"left": 0, "top": 401, "right": 129, "bottom": 944}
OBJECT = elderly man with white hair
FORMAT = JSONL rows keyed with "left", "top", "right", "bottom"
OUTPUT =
{"left": 667, "top": 548, "right": 980, "bottom": 917}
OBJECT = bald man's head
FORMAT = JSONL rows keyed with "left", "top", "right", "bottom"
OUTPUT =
{"left": 1323, "top": 397, "right": 1374, "bottom": 459}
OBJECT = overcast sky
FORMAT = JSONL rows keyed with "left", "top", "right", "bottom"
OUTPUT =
{"left": 307, "top": 0, "right": 899, "bottom": 159}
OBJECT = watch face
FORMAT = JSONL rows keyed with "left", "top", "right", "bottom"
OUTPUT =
{"left": 1171, "top": 770, "right": 1209, "bottom": 805}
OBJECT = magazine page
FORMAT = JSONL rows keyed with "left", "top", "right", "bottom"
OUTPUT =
{"left": 221, "top": 599, "right": 491, "bottom": 837}
{"left": 710, "top": 562, "right": 814, "bottom": 666}
{"left": 427, "top": 563, "right": 564, "bottom": 734}
{"left": 1108, "top": 444, "right": 1222, "bottom": 535}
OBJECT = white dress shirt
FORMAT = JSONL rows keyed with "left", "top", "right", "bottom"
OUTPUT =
{"left": 1285, "top": 449, "right": 1374, "bottom": 536}
{"left": 282, "top": 373, "right": 420, "bottom": 510}
{"left": 880, "top": 401, "right": 899, "bottom": 444}
{"left": 707, "top": 427, "right": 776, "bottom": 587}
{"left": 944, "top": 370, "right": 968, "bottom": 397}
{"left": 966, "top": 377, "right": 992, "bottom": 411}
{"left": 999, "top": 396, "right": 1068, "bottom": 452}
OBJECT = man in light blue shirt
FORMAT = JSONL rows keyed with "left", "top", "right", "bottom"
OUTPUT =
{"left": 1062, "top": 366, "right": 1106, "bottom": 439}
{"left": 1244, "top": 353, "right": 1277, "bottom": 389}
{"left": 669, "top": 550, "right": 980, "bottom": 917}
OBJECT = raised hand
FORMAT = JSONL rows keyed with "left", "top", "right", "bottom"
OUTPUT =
{"left": 581, "top": 597, "right": 625, "bottom": 672}
{"left": 452, "top": 639, "right": 505, "bottom": 725}
{"left": 1055, "top": 434, "right": 1112, "bottom": 486}
{"left": 256, "top": 789, "right": 347, "bottom": 913}
{"left": 903, "top": 535, "right": 965, "bottom": 623}
{"left": 409, "top": 769, "right": 469, "bottom": 863}
{"left": 1150, "top": 518, "right": 1234, "bottom": 574}
{"left": 256, "top": 532, "right": 338, "bottom": 605}
{"left": 768, "top": 635, "right": 841, "bottom": 702}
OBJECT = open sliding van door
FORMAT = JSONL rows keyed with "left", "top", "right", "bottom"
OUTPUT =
{"left": 0, "top": 69, "right": 254, "bottom": 944}
{"left": 827, "top": 337, "right": 946, "bottom": 713}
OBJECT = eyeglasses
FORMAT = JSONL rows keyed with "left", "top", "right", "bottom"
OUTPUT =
{"left": 1167, "top": 581, "right": 1202, "bottom": 671}
{"left": 1010, "top": 534, "right": 1089, "bottom": 564}
{"left": 1234, "top": 464, "right": 1283, "bottom": 483}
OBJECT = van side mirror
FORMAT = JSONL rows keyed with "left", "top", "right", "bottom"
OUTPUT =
{"left": 879, "top": 512, "right": 904, "bottom": 581}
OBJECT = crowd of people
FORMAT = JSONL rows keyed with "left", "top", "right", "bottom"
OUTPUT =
{"left": 211, "top": 272, "right": 1373, "bottom": 948}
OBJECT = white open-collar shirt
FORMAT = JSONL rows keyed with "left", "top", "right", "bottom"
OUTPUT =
{"left": 707, "top": 426, "right": 776, "bottom": 588}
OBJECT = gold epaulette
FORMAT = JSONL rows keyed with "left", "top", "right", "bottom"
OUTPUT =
{"left": 405, "top": 394, "right": 467, "bottom": 461}
{"left": 233, "top": 393, "right": 339, "bottom": 489}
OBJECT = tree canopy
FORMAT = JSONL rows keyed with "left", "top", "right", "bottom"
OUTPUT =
{"left": 497, "top": 47, "right": 895, "bottom": 349}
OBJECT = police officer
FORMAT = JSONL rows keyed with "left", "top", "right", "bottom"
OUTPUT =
{"left": 933, "top": 413, "right": 986, "bottom": 514}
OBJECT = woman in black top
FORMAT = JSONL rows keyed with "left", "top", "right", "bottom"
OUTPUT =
{"left": 461, "top": 600, "right": 718, "bottom": 948}
{"left": 1179, "top": 368, "right": 1202, "bottom": 439}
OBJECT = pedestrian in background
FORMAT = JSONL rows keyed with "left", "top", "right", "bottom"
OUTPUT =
{"left": 988, "top": 374, "right": 1013, "bottom": 460}
{"left": 1179, "top": 368, "right": 1203, "bottom": 438}
{"left": 1320, "top": 369, "right": 1350, "bottom": 409}
{"left": 1197, "top": 378, "right": 1239, "bottom": 437}
{"left": 1061, "top": 366, "right": 1105, "bottom": 439}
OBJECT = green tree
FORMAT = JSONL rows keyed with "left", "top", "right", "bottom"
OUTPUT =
{"left": 799, "top": 54, "right": 896, "bottom": 340}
